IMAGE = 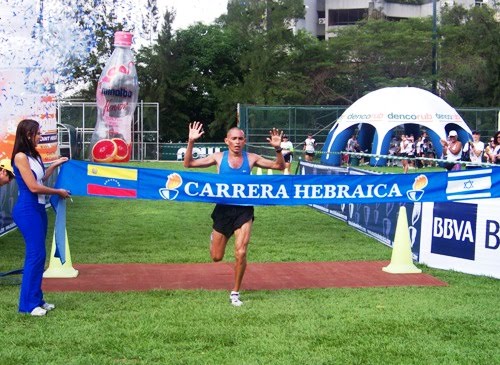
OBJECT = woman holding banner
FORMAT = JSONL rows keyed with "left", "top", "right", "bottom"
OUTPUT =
{"left": 11, "top": 119, "right": 71, "bottom": 316}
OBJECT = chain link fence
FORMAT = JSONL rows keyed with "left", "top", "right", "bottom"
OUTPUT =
{"left": 238, "top": 104, "right": 500, "bottom": 159}
{"left": 57, "top": 100, "right": 159, "bottom": 161}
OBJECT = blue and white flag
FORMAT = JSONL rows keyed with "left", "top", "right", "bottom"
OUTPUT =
{"left": 445, "top": 169, "right": 493, "bottom": 201}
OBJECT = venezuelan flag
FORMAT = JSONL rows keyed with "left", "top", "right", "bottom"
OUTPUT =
{"left": 86, "top": 164, "right": 138, "bottom": 198}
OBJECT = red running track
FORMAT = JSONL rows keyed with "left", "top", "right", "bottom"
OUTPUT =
{"left": 42, "top": 261, "right": 446, "bottom": 292}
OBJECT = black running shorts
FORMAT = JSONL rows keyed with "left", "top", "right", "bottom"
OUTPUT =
{"left": 211, "top": 204, "right": 255, "bottom": 238}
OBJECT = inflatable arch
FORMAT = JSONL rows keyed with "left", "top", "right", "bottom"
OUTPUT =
{"left": 321, "top": 87, "right": 473, "bottom": 166}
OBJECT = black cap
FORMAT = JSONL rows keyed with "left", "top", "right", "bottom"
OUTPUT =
{"left": 472, "top": 130, "right": 480, "bottom": 135}
{"left": 282, "top": 134, "right": 288, "bottom": 139}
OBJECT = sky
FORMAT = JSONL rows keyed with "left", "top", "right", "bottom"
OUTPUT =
{"left": 156, "top": 0, "right": 229, "bottom": 30}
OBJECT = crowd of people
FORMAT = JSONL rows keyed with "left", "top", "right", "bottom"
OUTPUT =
{"left": 343, "top": 129, "right": 500, "bottom": 172}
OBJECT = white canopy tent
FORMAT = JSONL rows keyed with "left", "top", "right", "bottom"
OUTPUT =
{"left": 321, "top": 87, "right": 473, "bottom": 166}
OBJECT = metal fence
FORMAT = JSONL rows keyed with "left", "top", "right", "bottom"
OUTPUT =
{"left": 238, "top": 104, "right": 500, "bottom": 152}
{"left": 57, "top": 102, "right": 499, "bottom": 161}
{"left": 57, "top": 100, "right": 160, "bottom": 161}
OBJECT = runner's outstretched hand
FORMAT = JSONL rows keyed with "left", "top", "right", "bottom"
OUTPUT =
{"left": 267, "top": 128, "right": 283, "bottom": 148}
{"left": 188, "top": 121, "right": 204, "bottom": 142}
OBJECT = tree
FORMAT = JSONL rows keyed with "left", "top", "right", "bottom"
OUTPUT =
{"left": 136, "top": 9, "right": 190, "bottom": 142}
{"left": 324, "top": 18, "right": 434, "bottom": 103}
{"left": 439, "top": 5, "right": 500, "bottom": 107}
{"left": 173, "top": 23, "right": 247, "bottom": 140}
{"left": 221, "top": 0, "right": 307, "bottom": 106}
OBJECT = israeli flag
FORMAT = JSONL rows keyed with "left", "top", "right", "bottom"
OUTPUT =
{"left": 446, "top": 169, "right": 492, "bottom": 200}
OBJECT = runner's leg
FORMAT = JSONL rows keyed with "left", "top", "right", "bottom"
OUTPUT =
{"left": 232, "top": 220, "right": 253, "bottom": 292}
{"left": 210, "top": 230, "right": 229, "bottom": 262}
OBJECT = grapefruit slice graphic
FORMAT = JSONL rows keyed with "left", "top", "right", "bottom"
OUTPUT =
{"left": 111, "top": 138, "right": 130, "bottom": 161}
{"left": 92, "top": 139, "right": 117, "bottom": 162}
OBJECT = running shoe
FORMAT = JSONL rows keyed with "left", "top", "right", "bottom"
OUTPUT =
{"left": 42, "top": 303, "right": 55, "bottom": 311}
{"left": 230, "top": 292, "right": 243, "bottom": 307}
{"left": 30, "top": 307, "right": 47, "bottom": 316}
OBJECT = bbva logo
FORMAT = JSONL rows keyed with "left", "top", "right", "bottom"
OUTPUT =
{"left": 433, "top": 217, "right": 474, "bottom": 243}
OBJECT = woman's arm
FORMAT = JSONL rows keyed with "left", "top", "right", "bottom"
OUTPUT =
{"left": 14, "top": 153, "right": 70, "bottom": 198}
{"left": 43, "top": 157, "right": 68, "bottom": 181}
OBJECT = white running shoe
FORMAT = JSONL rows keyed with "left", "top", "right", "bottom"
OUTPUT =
{"left": 230, "top": 291, "right": 243, "bottom": 307}
{"left": 30, "top": 307, "right": 47, "bottom": 316}
{"left": 42, "top": 303, "right": 55, "bottom": 311}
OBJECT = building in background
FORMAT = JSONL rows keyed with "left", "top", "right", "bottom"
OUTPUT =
{"left": 293, "top": 0, "right": 498, "bottom": 40}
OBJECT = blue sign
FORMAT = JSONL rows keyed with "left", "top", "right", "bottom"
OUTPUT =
{"left": 431, "top": 202, "right": 477, "bottom": 260}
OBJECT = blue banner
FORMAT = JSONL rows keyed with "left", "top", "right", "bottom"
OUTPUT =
{"left": 55, "top": 160, "right": 500, "bottom": 205}
{"left": 300, "top": 163, "right": 421, "bottom": 258}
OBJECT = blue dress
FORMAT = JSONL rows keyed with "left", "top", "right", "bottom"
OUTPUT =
{"left": 12, "top": 155, "right": 48, "bottom": 313}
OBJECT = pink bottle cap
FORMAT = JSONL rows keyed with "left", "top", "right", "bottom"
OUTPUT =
{"left": 114, "top": 31, "right": 133, "bottom": 47}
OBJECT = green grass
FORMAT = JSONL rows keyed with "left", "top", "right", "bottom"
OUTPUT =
{"left": 0, "top": 162, "right": 498, "bottom": 365}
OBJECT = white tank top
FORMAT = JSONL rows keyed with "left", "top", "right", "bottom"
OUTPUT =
{"left": 28, "top": 156, "right": 46, "bottom": 204}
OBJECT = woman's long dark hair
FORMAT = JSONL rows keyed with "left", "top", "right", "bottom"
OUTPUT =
{"left": 494, "top": 131, "right": 500, "bottom": 147}
{"left": 11, "top": 119, "right": 42, "bottom": 163}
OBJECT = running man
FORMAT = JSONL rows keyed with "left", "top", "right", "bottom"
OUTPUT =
{"left": 183, "top": 122, "right": 285, "bottom": 306}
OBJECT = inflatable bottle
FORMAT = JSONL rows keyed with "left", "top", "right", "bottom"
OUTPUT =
{"left": 90, "top": 31, "right": 138, "bottom": 163}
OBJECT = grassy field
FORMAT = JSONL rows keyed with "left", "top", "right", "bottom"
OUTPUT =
{"left": 0, "top": 162, "right": 498, "bottom": 365}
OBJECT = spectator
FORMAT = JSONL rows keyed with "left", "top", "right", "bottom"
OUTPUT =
{"left": 0, "top": 159, "right": 15, "bottom": 186}
{"left": 484, "top": 136, "right": 495, "bottom": 163}
{"left": 405, "top": 135, "right": 416, "bottom": 170}
{"left": 399, "top": 135, "right": 409, "bottom": 173}
{"left": 303, "top": 133, "right": 316, "bottom": 162}
{"left": 440, "top": 130, "right": 463, "bottom": 171}
{"left": 345, "top": 134, "right": 357, "bottom": 165}
{"left": 387, "top": 143, "right": 398, "bottom": 167}
{"left": 488, "top": 131, "right": 500, "bottom": 164}
{"left": 463, "top": 130, "right": 484, "bottom": 169}
{"left": 280, "top": 134, "right": 294, "bottom": 174}
{"left": 415, "top": 136, "right": 424, "bottom": 169}
{"left": 425, "top": 139, "right": 436, "bottom": 166}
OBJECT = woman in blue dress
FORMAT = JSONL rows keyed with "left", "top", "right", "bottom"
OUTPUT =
{"left": 12, "top": 119, "right": 71, "bottom": 316}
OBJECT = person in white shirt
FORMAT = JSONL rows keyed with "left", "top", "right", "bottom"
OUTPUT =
{"left": 440, "top": 130, "right": 463, "bottom": 171}
{"left": 463, "top": 130, "right": 485, "bottom": 169}
{"left": 280, "top": 135, "right": 294, "bottom": 174}
{"left": 345, "top": 134, "right": 358, "bottom": 165}
{"left": 405, "top": 135, "right": 415, "bottom": 170}
{"left": 303, "top": 133, "right": 316, "bottom": 162}
{"left": 399, "top": 135, "right": 409, "bottom": 173}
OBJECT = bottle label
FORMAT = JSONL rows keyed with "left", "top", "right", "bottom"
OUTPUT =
{"left": 101, "top": 88, "right": 134, "bottom": 98}
{"left": 104, "top": 100, "right": 130, "bottom": 118}
{"left": 96, "top": 64, "right": 136, "bottom": 118}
